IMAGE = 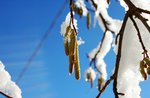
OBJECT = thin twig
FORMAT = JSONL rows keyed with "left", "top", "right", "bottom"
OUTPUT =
{"left": 96, "top": 75, "right": 114, "bottom": 98}
{"left": 70, "top": 0, "right": 78, "bottom": 35}
{"left": 130, "top": 16, "right": 149, "bottom": 57}
{"left": 123, "top": 0, "right": 150, "bottom": 33}
{"left": 88, "top": 0, "right": 114, "bottom": 69}
{"left": 135, "top": 14, "right": 150, "bottom": 33}
{"left": 138, "top": 8, "right": 150, "bottom": 14}
{"left": 115, "top": 33, "right": 120, "bottom": 44}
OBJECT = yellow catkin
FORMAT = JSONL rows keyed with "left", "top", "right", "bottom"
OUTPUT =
{"left": 140, "top": 60, "right": 147, "bottom": 80}
{"left": 69, "top": 55, "right": 74, "bottom": 75}
{"left": 98, "top": 76, "right": 104, "bottom": 91}
{"left": 87, "top": 13, "right": 90, "bottom": 29}
{"left": 74, "top": 42, "right": 80, "bottom": 80}
{"left": 64, "top": 39, "right": 69, "bottom": 56}
{"left": 144, "top": 57, "right": 150, "bottom": 66}
{"left": 64, "top": 26, "right": 71, "bottom": 56}
{"left": 69, "top": 30, "right": 76, "bottom": 55}
{"left": 77, "top": 8, "right": 83, "bottom": 17}
{"left": 65, "top": 26, "right": 70, "bottom": 37}
{"left": 147, "top": 67, "right": 150, "bottom": 75}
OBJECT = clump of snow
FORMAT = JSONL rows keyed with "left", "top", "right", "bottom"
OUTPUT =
{"left": 93, "top": 0, "right": 122, "bottom": 34}
{"left": 96, "top": 31, "right": 113, "bottom": 80}
{"left": 116, "top": 11, "right": 150, "bottom": 98}
{"left": 96, "top": 31, "right": 113, "bottom": 60}
{"left": 61, "top": 0, "right": 150, "bottom": 97}
{"left": 77, "top": 37, "right": 85, "bottom": 46}
{"left": 131, "top": 0, "right": 150, "bottom": 10}
{"left": 88, "top": 42, "right": 100, "bottom": 60}
{"left": 119, "top": 0, "right": 128, "bottom": 11}
{"left": 88, "top": 31, "right": 113, "bottom": 80}
{"left": 84, "top": 67, "right": 96, "bottom": 81}
{"left": 0, "top": 61, "right": 22, "bottom": 98}
{"left": 60, "top": 12, "right": 78, "bottom": 36}
{"left": 93, "top": 0, "right": 110, "bottom": 31}
{"left": 75, "top": 0, "right": 88, "bottom": 16}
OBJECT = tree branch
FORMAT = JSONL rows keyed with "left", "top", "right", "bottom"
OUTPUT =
{"left": 130, "top": 16, "right": 149, "bottom": 57}
{"left": 70, "top": 0, "right": 78, "bottom": 35}
{"left": 88, "top": 0, "right": 114, "bottom": 70}
{"left": 96, "top": 6, "right": 129, "bottom": 98}
{"left": 96, "top": 75, "right": 114, "bottom": 98}
{"left": 135, "top": 14, "right": 150, "bottom": 33}
{"left": 90, "top": 0, "right": 114, "bottom": 33}
{"left": 87, "top": 0, "right": 150, "bottom": 98}
{"left": 112, "top": 11, "right": 129, "bottom": 98}
{"left": 123, "top": 0, "right": 150, "bottom": 33}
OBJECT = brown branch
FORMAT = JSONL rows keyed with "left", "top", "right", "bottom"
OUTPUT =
{"left": 70, "top": 0, "right": 78, "bottom": 35}
{"left": 123, "top": 0, "right": 136, "bottom": 9}
{"left": 115, "top": 33, "right": 120, "bottom": 44}
{"left": 88, "top": 0, "right": 114, "bottom": 69}
{"left": 90, "top": 0, "right": 114, "bottom": 33}
{"left": 90, "top": 0, "right": 98, "bottom": 10}
{"left": 88, "top": 0, "right": 113, "bottom": 71}
{"left": 88, "top": 31, "right": 107, "bottom": 75}
{"left": 88, "top": 0, "right": 149, "bottom": 98}
{"left": 113, "top": 11, "right": 129, "bottom": 98}
{"left": 88, "top": 0, "right": 116, "bottom": 69}
{"left": 96, "top": 75, "right": 114, "bottom": 98}
{"left": 135, "top": 14, "right": 150, "bottom": 33}
{"left": 124, "top": 0, "right": 150, "bottom": 14}
{"left": 123, "top": 0, "right": 150, "bottom": 33}
{"left": 130, "top": 16, "right": 149, "bottom": 57}
{"left": 96, "top": 7, "right": 129, "bottom": 98}
{"left": 89, "top": 31, "right": 106, "bottom": 65}
{"left": 123, "top": 0, "right": 150, "bottom": 57}
{"left": 137, "top": 8, "right": 150, "bottom": 14}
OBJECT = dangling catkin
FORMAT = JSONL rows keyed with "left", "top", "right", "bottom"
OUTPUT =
{"left": 69, "top": 55, "right": 74, "bottom": 75}
{"left": 74, "top": 42, "right": 80, "bottom": 80}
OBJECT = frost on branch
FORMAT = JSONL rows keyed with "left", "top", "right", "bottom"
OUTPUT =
{"left": 0, "top": 61, "right": 22, "bottom": 98}
{"left": 61, "top": 0, "right": 150, "bottom": 98}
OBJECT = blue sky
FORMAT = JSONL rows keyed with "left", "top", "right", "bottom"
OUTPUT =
{"left": 0, "top": 0, "right": 150, "bottom": 98}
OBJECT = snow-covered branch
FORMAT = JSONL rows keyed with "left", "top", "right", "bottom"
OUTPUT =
{"left": 60, "top": 0, "right": 150, "bottom": 98}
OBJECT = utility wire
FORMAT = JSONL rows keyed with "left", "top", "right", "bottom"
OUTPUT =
{"left": 16, "top": 0, "right": 68, "bottom": 83}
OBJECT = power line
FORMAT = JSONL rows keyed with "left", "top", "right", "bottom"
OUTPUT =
{"left": 16, "top": 0, "right": 68, "bottom": 83}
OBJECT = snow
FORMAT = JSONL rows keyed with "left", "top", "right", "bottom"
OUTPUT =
{"left": 119, "top": 0, "right": 128, "bottom": 11}
{"left": 90, "top": 0, "right": 150, "bottom": 97}
{"left": 84, "top": 67, "right": 96, "bottom": 81}
{"left": 93, "top": 0, "right": 122, "bottom": 34}
{"left": 88, "top": 42, "right": 100, "bottom": 60}
{"left": 0, "top": 61, "right": 22, "bottom": 98}
{"left": 60, "top": 12, "right": 85, "bottom": 47}
{"left": 75, "top": 0, "right": 88, "bottom": 16}
{"left": 130, "top": 0, "right": 150, "bottom": 10}
{"left": 88, "top": 31, "right": 113, "bottom": 80}
{"left": 115, "top": 0, "right": 150, "bottom": 97}
{"left": 60, "top": 12, "right": 78, "bottom": 36}
{"left": 96, "top": 31, "right": 113, "bottom": 80}
{"left": 61, "top": 0, "right": 150, "bottom": 97}
{"left": 77, "top": 37, "right": 85, "bottom": 46}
